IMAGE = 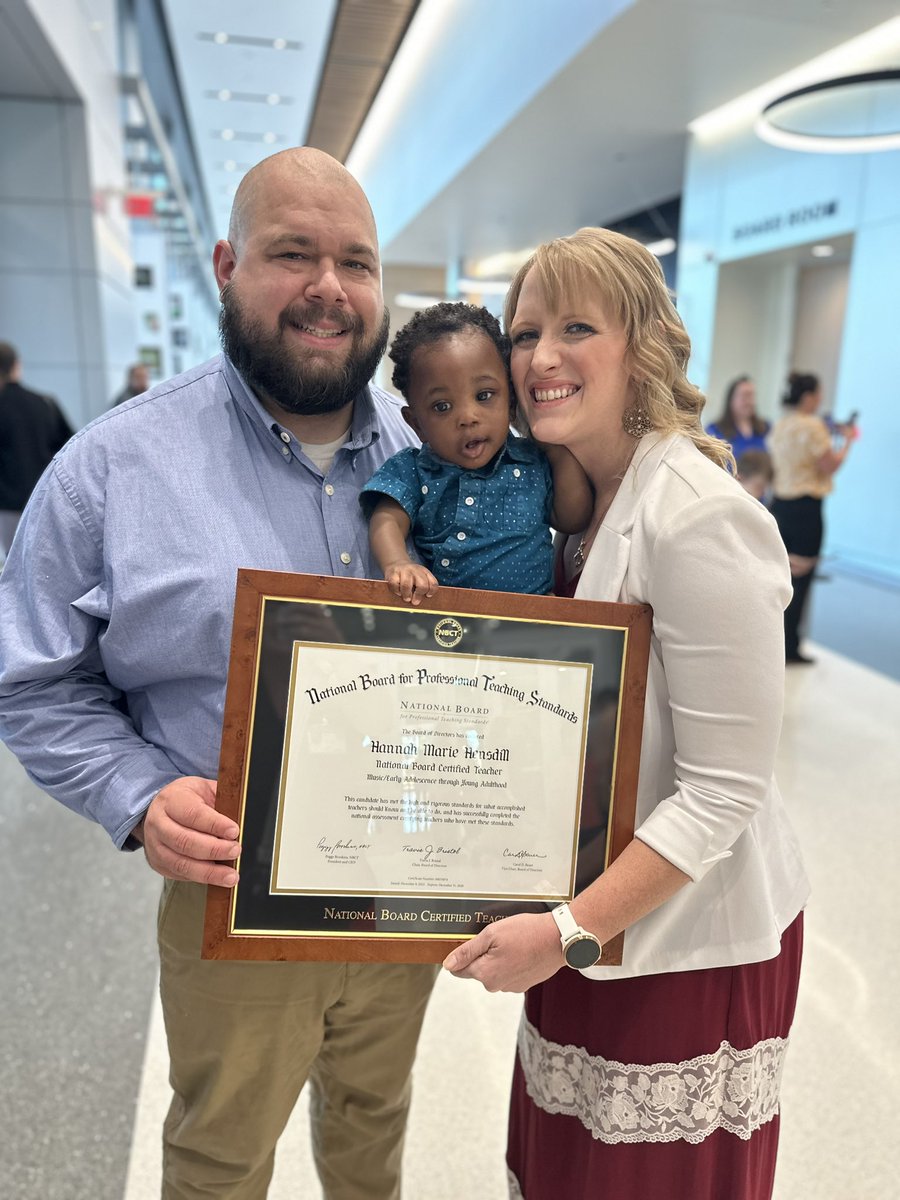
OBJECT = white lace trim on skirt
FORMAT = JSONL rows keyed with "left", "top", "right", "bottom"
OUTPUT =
{"left": 507, "top": 1167, "right": 525, "bottom": 1199}
{"left": 518, "top": 1014, "right": 788, "bottom": 1145}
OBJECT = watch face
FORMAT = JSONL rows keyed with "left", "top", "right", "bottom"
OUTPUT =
{"left": 565, "top": 936, "right": 602, "bottom": 969}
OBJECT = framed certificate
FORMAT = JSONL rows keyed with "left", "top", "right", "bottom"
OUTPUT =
{"left": 203, "top": 572, "right": 651, "bottom": 965}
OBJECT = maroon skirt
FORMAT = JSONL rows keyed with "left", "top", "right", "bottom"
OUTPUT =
{"left": 507, "top": 914, "right": 803, "bottom": 1200}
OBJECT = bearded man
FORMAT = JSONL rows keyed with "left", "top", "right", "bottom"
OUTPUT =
{"left": 0, "top": 149, "right": 436, "bottom": 1199}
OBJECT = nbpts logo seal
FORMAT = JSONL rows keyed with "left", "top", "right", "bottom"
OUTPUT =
{"left": 433, "top": 617, "right": 463, "bottom": 649}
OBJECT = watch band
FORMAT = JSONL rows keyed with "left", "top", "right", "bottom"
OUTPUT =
{"left": 551, "top": 903, "right": 602, "bottom": 968}
{"left": 551, "top": 902, "right": 582, "bottom": 942}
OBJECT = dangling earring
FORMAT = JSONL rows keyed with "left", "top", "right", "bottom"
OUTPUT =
{"left": 622, "top": 404, "right": 653, "bottom": 438}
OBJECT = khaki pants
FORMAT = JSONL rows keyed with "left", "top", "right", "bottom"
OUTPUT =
{"left": 157, "top": 880, "right": 439, "bottom": 1199}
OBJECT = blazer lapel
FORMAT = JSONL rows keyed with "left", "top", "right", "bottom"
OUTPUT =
{"left": 575, "top": 525, "right": 631, "bottom": 602}
{"left": 573, "top": 432, "right": 673, "bottom": 604}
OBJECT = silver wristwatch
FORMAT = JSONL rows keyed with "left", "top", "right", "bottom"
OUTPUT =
{"left": 551, "top": 903, "right": 602, "bottom": 969}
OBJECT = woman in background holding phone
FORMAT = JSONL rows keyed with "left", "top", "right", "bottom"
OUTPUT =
{"left": 767, "top": 372, "right": 856, "bottom": 664}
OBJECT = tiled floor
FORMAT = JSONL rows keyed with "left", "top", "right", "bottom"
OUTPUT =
{"left": 3, "top": 643, "right": 899, "bottom": 1199}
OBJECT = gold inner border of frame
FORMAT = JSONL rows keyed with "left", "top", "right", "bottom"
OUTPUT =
{"left": 229, "top": 595, "right": 631, "bottom": 939}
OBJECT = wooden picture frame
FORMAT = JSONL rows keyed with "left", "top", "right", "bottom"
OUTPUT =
{"left": 203, "top": 571, "right": 651, "bottom": 965}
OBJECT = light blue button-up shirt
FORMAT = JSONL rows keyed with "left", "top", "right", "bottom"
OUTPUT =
{"left": 0, "top": 355, "right": 416, "bottom": 847}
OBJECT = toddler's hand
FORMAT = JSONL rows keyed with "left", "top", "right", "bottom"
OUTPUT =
{"left": 385, "top": 563, "right": 438, "bottom": 606}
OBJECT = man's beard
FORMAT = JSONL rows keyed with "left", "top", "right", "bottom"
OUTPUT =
{"left": 219, "top": 285, "right": 390, "bottom": 416}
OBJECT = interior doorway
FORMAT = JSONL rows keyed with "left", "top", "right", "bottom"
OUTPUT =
{"left": 706, "top": 233, "right": 853, "bottom": 426}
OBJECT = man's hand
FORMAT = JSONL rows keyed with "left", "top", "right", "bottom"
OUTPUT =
{"left": 442, "top": 912, "right": 564, "bottom": 993}
{"left": 385, "top": 562, "right": 438, "bottom": 606}
{"left": 134, "top": 776, "right": 241, "bottom": 886}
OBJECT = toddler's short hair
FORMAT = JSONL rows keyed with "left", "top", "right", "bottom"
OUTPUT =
{"left": 389, "top": 302, "right": 510, "bottom": 397}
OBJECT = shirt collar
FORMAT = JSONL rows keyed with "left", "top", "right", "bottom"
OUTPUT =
{"left": 416, "top": 430, "right": 526, "bottom": 477}
{"left": 222, "top": 354, "right": 379, "bottom": 454}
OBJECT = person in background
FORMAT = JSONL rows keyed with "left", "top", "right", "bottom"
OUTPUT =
{"left": 0, "top": 341, "right": 74, "bottom": 555}
{"left": 361, "top": 301, "right": 593, "bottom": 603}
{"left": 444, "top": 227, "right": 808, "bottom": 1200}
{"left": 707, "top": 375, "right": 770, "bottom": 460}
{"left": 0, "top": 148, "right": 437, "bottom": 1199}
{"left": 767, "top": 371, "right": 854, "bottom": 665}
{"left": 736, "top": 448, "right": 774, "bottom": 503}
{"left": 111, "top": 362, "right": 151, "bottom": 407}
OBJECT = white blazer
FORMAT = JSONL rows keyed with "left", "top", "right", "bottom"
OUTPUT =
{"left": 576, "top": 433, "right": 810, "bottom": 979}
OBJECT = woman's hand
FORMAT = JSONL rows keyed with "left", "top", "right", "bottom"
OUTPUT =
{"left": 442, "top": 912, "right": 564, "bottom": 992}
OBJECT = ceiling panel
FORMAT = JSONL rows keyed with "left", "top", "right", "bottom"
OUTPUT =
{"left": 160, "top": 0, "right": 337, "bottom": 238}
{"left": 305, "top": 0, "right": 418, "bottom": 162}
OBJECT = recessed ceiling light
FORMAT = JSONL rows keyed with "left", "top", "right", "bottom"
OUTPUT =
{"left": 263, "top": 132, "right": 277, "bottom": 144}
{"left": 217, "top": 89, "right": 232, "bottom": 101}
{"left": 224, "top": 159, "right": 237, "bottom": 171}
{"left": 811, "top": 244, "right": 835, "bottom": 257}
{"left": 200, "top": 31, "right": 301, "bottom": 51}
{"left": 90, "top": 20, "right": 104, "bottom": 32}
{"left": 221, "top": 129, "right": 235, "bottom": 141}
{"left": 267, "top": 94, "right": 281, "bottom": 105}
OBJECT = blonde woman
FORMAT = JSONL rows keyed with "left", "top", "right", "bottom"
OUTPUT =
{"left": 445, "top": 228, "right": 809, "bottom": 1200}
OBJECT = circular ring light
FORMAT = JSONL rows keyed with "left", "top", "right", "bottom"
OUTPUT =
{"left": 756, "top": 69, "right": 900, "bottom": 153}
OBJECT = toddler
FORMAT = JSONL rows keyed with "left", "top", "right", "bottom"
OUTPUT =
{"left": 735, "top": 448, "right": 774, "bottom": 503}
{"left": 360, "top": 302, "right": 592, "bottom": 604}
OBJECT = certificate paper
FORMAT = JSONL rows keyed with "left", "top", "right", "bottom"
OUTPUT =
{"left": 271, "top": 643, "right": 592, "bottom": 900}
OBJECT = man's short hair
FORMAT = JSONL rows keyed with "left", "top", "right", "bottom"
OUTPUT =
{"left": 0, "top": 341, "right": 19, "bottom": 378}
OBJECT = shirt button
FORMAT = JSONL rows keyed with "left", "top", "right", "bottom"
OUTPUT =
{"left": 324, "top": 484, "right": 335, "bottom": 496}
{"left": 457, "top": 532, "right": 466, "bottom": 541}
{"left": 441, "top": 558, "right": 450, "bottom": 567}
{"left": 421, "top": 485, "right": 428, "bottom": 494}
{"left": 464, "top": 496, "right": 475, "bottom": 506}
{"left": 280, "top": 431, "right": 291, "bottom": 444}
{"left": 340, "top": 552, "right": 352, "bottom": 565}
{"left": 513, "top": 468, "right": 521, "bottom": 478}
{"left": 281, "top": 446, "right": 290, "bottom": 456}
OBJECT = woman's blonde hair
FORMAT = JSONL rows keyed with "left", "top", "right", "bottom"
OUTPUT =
{"left": 503, "top": 227, "right": 732, "bottom": 470}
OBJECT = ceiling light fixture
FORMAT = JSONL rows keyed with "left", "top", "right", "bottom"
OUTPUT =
{"left": 221, "top": 129, "right": 235, "bottom": 141}
{"left": 644, "top": 237, "right": 677, "bottom": 257}
{"left": 457, "top": 278, "right": 511, "bottom": 295}
{"left": 811, "top": 244, "right": 835, "bottom": 257}
{"left": 394, "top": 292, "right": 446, "bottom": 309}
{"left": 755, "top": 69, "right": 900, "bottom": 153}
{"left": 690, "top": 16, "right": 900, "bottom": 141}
{"left": 200, "top": 31, "right": 301, "bottom": 51}
{"left": 263, "top": 132, "right": 278, "bottom": 144}
{"left": 205, "top": 89, "right": 294, "bottom": 106}
{"left": 469, "top": 248, "right": 537, "bottom": 278}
